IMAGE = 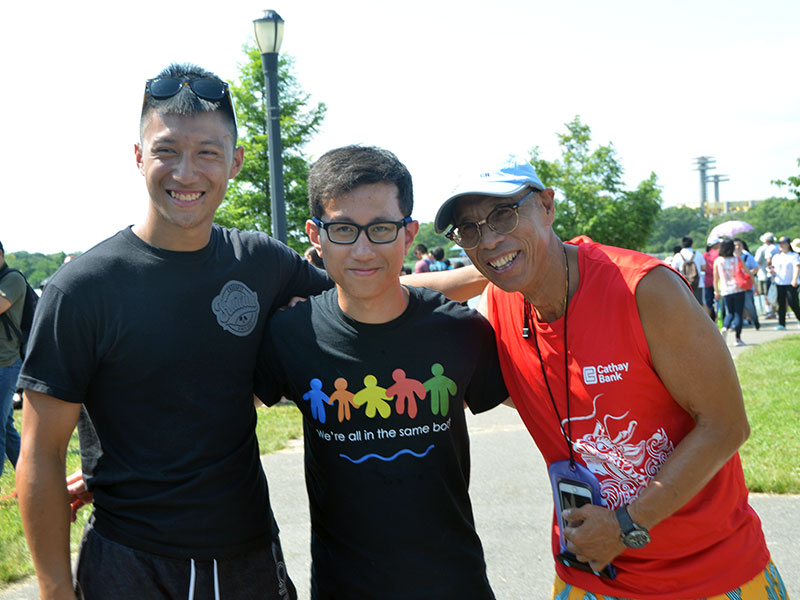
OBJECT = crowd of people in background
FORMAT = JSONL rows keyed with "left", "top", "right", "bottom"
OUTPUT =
{"left": 670, "top": 231, "right": 800, "bottom": 346}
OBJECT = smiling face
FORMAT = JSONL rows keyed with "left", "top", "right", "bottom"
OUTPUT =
{"left": 454, "top": 188, "right": 556, "bottom": 296}
{"left": 307, "top": 182, "right": 419, "bottom": 323}
{"left": 134, "top": 110, "right": 243, "bottom": 250}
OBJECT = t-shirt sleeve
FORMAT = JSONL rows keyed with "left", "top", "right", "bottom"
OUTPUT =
{"left": 270, "top": 242, "right": 333, "bottom": 310}
{"left": 0, "top": 270, "right": 25, "bottom": 307}
{"left": 18, "top": 284, "right": 95, "bottom": 403}
{"left": 254, "top": 319, "right": 290, "bottom": 407}
{"left": 463, "top": 312, "right": 508, "bottom": 414}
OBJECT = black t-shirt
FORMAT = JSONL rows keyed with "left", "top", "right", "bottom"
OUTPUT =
{"left": 256, "top": 286, "right": 508, "bottom": 600}
{"left": 19, "top": 225, "right": 331, "bottom": 559}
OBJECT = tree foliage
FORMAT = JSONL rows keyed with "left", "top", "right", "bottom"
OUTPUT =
{"left": 5, "top": 252, "right": 71, "bottom": 289}
{"left": 771, "top": 157, "right": 800, "bottom": 201}
{"left": 530, "top": 116, "right": 662, "bottom": 251}
{"left": 722, "top": 197, "right": 800, "bottom": 249}
{"left": 215, "top": 44, "right": 327, "bottom": 254}
{"left": 404, "top": 222, "right": 457, "bottom": 267}
{"left": 644, "top": 206, "right": 710, "bottom": 255}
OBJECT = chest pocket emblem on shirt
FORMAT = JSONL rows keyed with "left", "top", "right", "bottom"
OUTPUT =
{"left": 211, "top": 280, "right": 260, "bottom": 337}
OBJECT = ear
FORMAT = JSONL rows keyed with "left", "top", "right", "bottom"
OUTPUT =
{"left": 306, "top": 219, "right": 323, "bottom": 256}
{"left": 403, "top": 220, "right": 420, "bottom": 255}
{"left": 134, "top": 143, "right": 145, "bottom": 175}
{"left": 229, "top": 146, "right": 245, "bottom": 179}
{"left": 539, "top": 188, "right": 556, "bottom": 224}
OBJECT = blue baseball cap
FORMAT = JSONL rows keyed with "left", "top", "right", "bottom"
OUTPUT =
{"left": 434, "top": 155, "right": 545, "bottom": 233}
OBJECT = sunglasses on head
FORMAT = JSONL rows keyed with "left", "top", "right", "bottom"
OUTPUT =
{"left": 143, "top": 77, "right": 238, "bottom": 128}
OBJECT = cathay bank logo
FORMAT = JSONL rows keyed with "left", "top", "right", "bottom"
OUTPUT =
{"left": 583, "top": 362, "right": 629, "bottom": 384}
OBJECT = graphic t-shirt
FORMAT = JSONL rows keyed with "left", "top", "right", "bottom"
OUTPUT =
{"left": 257, "top": 286, "right": 508, "bottom": 600}
{"left": 19, "top": 225, "right": 332, "bottom": 559}
{"left": 485, "top": 239, "right": 769, "bottom": 600}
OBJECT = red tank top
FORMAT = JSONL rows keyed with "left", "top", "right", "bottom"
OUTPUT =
{"left": 486, "top": 238, "right": 769, "bottom": 598}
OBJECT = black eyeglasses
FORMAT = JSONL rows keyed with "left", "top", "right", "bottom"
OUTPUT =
{"left": 446, "top": 189, "right": 536, "bottom": 249}
{"left": 311, "top": 216, "right": 412, "bottom": 244}
{"left": 144, "top": 77, "right": 237, "bottom": 128}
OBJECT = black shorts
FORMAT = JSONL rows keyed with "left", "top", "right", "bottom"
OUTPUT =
{"left": 75, "top": 519, "right": 297, "bottom": 600}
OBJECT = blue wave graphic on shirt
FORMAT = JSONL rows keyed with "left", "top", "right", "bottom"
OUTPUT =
{"left": 339, "top": 444, "right": 435, "bottom": 464}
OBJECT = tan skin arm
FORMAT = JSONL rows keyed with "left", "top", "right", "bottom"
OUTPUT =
{"left": 16, "top": 390, "right": 82, "bottom": 600}
{"left": 400, "top": 264, "right": 488, "bottom": 303}
{"left": 562, "top": 266, "right": 749, "bottom": 571}
{"left": 0, "top": 295, "right": 11, "bottom": 315}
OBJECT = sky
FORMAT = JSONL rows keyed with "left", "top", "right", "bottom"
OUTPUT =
{"left": 2, "top": 0, "right": 798, "bottom": 254}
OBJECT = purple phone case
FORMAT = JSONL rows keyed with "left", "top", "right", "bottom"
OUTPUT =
{"left": 548, "top": 459, "right": 606, "bottom": 553}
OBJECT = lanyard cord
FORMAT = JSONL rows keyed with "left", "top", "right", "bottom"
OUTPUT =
{"left": 523, "top": 243, "right": 575, "bottom": 468}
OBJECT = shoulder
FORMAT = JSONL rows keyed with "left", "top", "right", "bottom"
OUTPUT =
{"left": 412, "top": 286, "right": 489, "bottom": 326}
{"left": 576, "top": 240, "right": 668, "bottom": 291}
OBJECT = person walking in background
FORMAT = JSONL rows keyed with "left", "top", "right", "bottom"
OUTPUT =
{"left": 0, "top": 240, "right": 24, "bottom": 477}
{"left": 754, "top": 232, "right": 779, "bottom": 318}
{"left": 714, "top": 239, "right": 748, "bottom": 346}
{"left": 671, "top": 236, "right": 705, "bottom": 304}
{"left": 412, "top": 243, "right": 434, "bottom": 273}
{"left": 770, "top": 236, "right": 800, "bottom": 331}
{"left": 703, "top": 237, "right": 722, "bottom": 321}
{"left": 734, "top": 238, "right": 760, "bottom": 331}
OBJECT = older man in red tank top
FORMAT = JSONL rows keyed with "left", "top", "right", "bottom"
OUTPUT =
{"left": 434, "top": 155, "right": 787, "bottom": 600}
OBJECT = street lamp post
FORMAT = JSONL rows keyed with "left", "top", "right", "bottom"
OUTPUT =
{"left": 253, "top": 9, "right": 287, "bottom": 244}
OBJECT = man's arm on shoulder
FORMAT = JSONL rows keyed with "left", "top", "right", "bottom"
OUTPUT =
{"left": 16, "top": 390, "right": 81, "bottom": 600}
{"left": 564, "top": 266, "right": 748, "bottom": 568}
{"left": 401, "top": 264, "right": 487, "bottom": 303}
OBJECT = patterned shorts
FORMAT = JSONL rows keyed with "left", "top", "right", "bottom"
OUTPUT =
{"left": 552, "top": 560, "right": 788, "bottom": 600}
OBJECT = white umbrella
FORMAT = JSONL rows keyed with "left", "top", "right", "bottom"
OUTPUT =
{"left": 708, "top": 220, "right": 754, "bottom": 240}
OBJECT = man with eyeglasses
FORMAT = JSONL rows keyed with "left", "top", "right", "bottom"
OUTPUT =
{"left": 433, "top": 156, "right": 786, "bottom": 600}
{"left": 254, "top": 145, "right": 509, "bottom": 599}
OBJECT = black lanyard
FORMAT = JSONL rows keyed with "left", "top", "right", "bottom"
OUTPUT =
{"left": 522, "top": 244, "right": 576, "bottom": 468}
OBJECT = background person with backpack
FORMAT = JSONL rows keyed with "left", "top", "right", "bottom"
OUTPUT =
{"left": 0, "top": 239, "right": 33, "bottom": 476}
{"left": 671, "top": 236, "right": 705, "bottom": 304}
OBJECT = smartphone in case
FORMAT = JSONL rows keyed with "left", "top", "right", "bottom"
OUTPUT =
{"left": 549, "top": 461, "right": 617, "bottom": 580}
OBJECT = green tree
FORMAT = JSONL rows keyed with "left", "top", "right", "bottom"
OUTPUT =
{"left": 404, "top": 222, "right": 454, "bottom": 267}
{"left": 645, "top": 206, "right": 711, "bottom": 255}
{"left": 215, "top": 43, "right": 327, "bottom": 253}
{"left": 5, "top": 251, "right": 70, "bottom": 289}
{"left": 530, "top": 116, "right": 662, "bottom": 251}
{"left": 771, "top": 157, "right": 800, "bottom": 201}
{"left": 719, "top": 197, "right": 800, "bottom": 249}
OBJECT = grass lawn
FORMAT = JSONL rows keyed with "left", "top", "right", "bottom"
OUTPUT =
{"left": 0, "top": 403, "right": 302, "bottom": 586}
{"left": 735, "top": 335, "right": 800, "bottom": 493}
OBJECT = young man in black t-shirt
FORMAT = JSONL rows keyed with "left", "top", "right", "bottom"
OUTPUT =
{"left": 256, "top": 146, "right": 508, "bottom": 600}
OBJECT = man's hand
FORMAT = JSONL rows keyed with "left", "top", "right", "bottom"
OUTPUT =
{"left": 66, "top": 470, "right": 93, "bottom": 523}
{"left": 561, "top": 504, "right": 625, "bottom": 572}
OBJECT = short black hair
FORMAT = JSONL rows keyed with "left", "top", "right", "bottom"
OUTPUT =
{"left": 414, "top": 243, "right": 428, "bottom": 255}
{"left": 140, "top": 63, "right": 237, "bottom": 146}
{"left": 681, "top": 236, "right": 693, "bottom": 248}
{"left": 719, "top": 239, "right": 735, "bottom": 257}
{"left": 307, "top": 146, "right": 413, "bottom": 219}
{"left": 431, "top": 246, "right": 444, "bottom": 261}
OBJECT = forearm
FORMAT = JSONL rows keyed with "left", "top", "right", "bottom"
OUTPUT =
{"left": 17, "top": 450, "right": 76, "bottom": 599}
{"left": 401, "top": 264, "right": 487, "bottom": 302}
{"left": 628, "top": 417, "right": 748, "bottom": 531}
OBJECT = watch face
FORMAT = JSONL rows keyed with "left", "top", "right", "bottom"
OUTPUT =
{"left": 623, "top": 529, "right": 651, "bottom": 549}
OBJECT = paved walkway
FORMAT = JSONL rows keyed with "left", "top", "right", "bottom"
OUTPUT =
{"left": 2, "top": 319, "right": 798, "bottom": 599}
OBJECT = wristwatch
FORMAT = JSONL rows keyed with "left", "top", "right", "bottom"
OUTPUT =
{"left": 615, "top": 505, "right": 651, "bottom": 549}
